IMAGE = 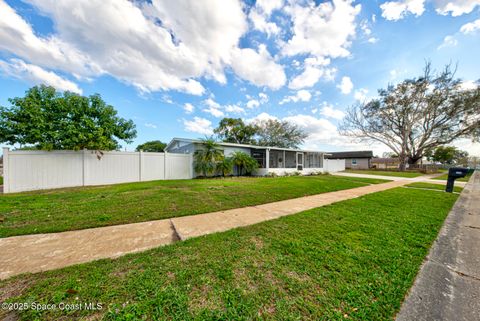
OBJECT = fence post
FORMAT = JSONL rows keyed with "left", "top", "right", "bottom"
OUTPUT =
{"left": 164, "top": 151, "right": 168, "bottom": 180}
{"left": 190, "top": 153, "right": 194, "bottom": 178}
{"left": 82, "top": 148, "right": 87, "bottom": 186}
{"left": 139, "top": 150, "right": 143, "bottom": 182}
{"left": 2, "top": 147, "right": 9, "bottom": 193}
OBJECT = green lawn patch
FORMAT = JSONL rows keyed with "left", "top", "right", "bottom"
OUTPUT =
{"left": 433, "top": 172, "right": 472, "bottom": 182}
{"left": 405, "top": 182, "right": 463, "bottom": 193}
{"left": 0, "top": 175, "right": 388, "bottom": 238}
{"left": 344, "top": 169, "right": 423, "bottom": 178}
{"left": 0, "top": 187, "right": 458, "bottom": 320}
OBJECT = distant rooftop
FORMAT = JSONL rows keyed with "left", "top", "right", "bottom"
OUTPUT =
{"left": 325, "top": 151, "right": 373, "bottom": 159}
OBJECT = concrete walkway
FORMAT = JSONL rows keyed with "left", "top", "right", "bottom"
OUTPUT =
{"left": 0, "top": 179, "right": 413, "bottom": 280}
{"left": 334, "top": 172, "right": 467, "bottom": 187}
{"left": 396, "top": 171, "right": 480, "bottom": 321}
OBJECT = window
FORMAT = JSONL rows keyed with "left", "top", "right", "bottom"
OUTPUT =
{"left": 304, "top": 152, "right": 323, "bottom": 168}
{"left": 269, "top": 150, "right": 284, "bottom": 168}
{"left": 285, "top": 151, "right": 296, "bottom": 168}
{"left": 251, "top": 149, "right": 266, "bottom": 168}
{"left": 351, "top": 159, "right": 357, "bottom": 165}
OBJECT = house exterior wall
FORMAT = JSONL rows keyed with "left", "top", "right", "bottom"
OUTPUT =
{"left": 344, "top": 158, "right": 370, "bottom": 169}
{"left": 256, "top": 159, "right": 344, "bottom": 176}
{"left": 167, "top": 142, "right": 195, "bottom": 154}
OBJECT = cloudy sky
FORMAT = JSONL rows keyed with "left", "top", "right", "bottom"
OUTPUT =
{"left": 1, "top": 0, "right": 479, "bottom": 156}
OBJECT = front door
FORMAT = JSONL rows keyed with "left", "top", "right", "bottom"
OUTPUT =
{"left": 296, "top": 152, "right": 304, "bottom": 171}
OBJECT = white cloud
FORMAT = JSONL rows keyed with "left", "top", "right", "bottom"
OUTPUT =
{"left": 354, "top": 88, "right": 369, "bottom": 101}
{"left": 438, "top": 35, "right": 458, "bottom": 49}
{"left": 144, "top": 123, "right": 157, "bottom": 129}
{"left": 435, "top": 0, "right": 480, "bottom": 16}
{"left": 320, "top": 105, "right": 345, "bottom": 120}
{"left": 0, "top": 58, "right": 82, "bottom": 93}
{"left": 338, "top": 76, "right": 353, "bottom": 94}
{"left": 183, "top": 117, "right": 213, "bottom": 135}
{"left": 454, "top": 138, "right": 480, "bottom": 156}
{"left": 460, "top": 18, "right": 480, "bottom": 34}
{"left": 202, "top": 98, "right": 224, "bottom": 118}
{"left": 230, "top": 45, "right": 286, "bottom": 89}
{"left": 183, "top": 103, "right": 194, "bottom": 114}
{"left": 249, "top": 9, "right": 280, "bottom": 36}
{"left": 380, "top": 0, "right": 426, "bottom": 21}
{"left": 225, "top": 104, "right": 245, "bottom": 114}
{"left": 247, "top": 92, "right": 269, "bottom": 108}
{"left": 246, "top": 99, "right": 260, "bottom": 108}
{"left": 248, "top": 0, "right": 283, "bottom": 36}
{"left": 288, "top": 57, "right": 336, "bottom": 89}
{"left": 459, "top": 80, "right": 479, "bottom": 90}
{"left": 247, "top": 112, "right": 386, "bottom": 154}
{"left": 0, "top": 0, "right": 287, "bottom": 95}
{"left": 368, "top": 37, "right": 379, "bottom": 43}
{"left": 279, "top": 89, "right": 312, "bottom": 104}
{"left": 256, "top": 0, "right": 283, "bottom": 15}
{"left": 259, "top": 92, "right": 269, "bottom": 103}
{"left": 282, "top": 0, "right": 361, "bottom": 59}
{"left": 247, "top": 112, "right": 279, "bottom": 124}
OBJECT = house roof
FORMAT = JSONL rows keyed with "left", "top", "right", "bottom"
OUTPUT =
{"left": 325, "top": 151, "right": 373, "bottom": 159}
{"left": 165, "top": 138, "right": 327, "bottom": 154}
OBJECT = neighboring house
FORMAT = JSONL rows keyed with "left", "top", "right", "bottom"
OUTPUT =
{"left": 165, "top": 138, "right": 332, "bottom": 176}
{"left": 371, "top": 157, "right": 401, "bottom": 169}
{"left": 325, "top": 151, "right": 373, "bottom": 169}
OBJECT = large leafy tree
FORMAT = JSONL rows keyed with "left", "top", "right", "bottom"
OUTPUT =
{"left": 135, "top": 140, "right": 166, "bottom": 152}
{"left": 340, "top": 63, "right": 480, "bottom": 170}
{"left": 214, "top": 118, "right": 256, "bottom": 144}
{"left": 254, "top": 119, "right": 307, "bottom": 149}
{"left": 0, "top": 85, "right": 136, "bottom": 150}
{"left": 426, "top": 146, "right": 468, "bottom": 165}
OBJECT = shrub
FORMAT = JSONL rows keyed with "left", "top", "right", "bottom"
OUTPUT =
{"left": 230, "top": 151, "right": 259, "bottom": 176}
{"left": 216, "top": 157, "right": 234, "bottom": 177}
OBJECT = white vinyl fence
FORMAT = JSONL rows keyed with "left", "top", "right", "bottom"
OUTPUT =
{"left": 2, "top": 148, "right": 193, "bottom": 193}
{"left": 324, "top": 159, "right": 346, "bottom": 173}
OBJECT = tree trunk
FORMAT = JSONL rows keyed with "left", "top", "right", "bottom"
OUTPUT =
{"left": 399, "top": 152, "right": 408, "bottom": 171}
{"left": 408, "top": 156, "right": 422, "bottom": 165}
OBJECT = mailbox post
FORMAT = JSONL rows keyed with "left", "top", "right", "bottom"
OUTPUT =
{"left": 445, "top": 167, "right": 468, "bottom": 193}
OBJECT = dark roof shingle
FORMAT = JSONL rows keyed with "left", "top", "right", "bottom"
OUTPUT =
{"left": 325, "top": 151, "right": 373, "bottom": 159}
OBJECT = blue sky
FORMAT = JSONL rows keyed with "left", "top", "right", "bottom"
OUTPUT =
{"left": 1, "top": 0, "right": 479, "bottom": 156}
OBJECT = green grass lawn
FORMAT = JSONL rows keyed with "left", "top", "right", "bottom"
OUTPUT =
{"left": 0, "top": 175, "right": 388, "bottom": 238}
{"left": 0, "top": 187, "right": 458, "bottom": 320}
{"left": 343, "top": 169, "right": 424, "bottom": 178}
{"left": 432, "top": 172, "right": 473, "bottom": 182}
{"left": 405, "top": 182, "right": 463, "bottom": 193}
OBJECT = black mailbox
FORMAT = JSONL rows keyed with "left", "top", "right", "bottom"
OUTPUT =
{"left": 445, "top": 167, "right": 468, "bottom": 193}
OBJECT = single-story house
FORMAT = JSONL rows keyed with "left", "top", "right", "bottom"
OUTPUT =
{"left": 325, "top": 151, "right": 373, "bottom": 169}
{"left": 165, "top": 138, "right": 335, "bottom": 176}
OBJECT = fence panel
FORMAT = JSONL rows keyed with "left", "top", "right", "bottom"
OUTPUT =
{"left": 84, "top": 151, "right": 140, "bottom": 186}
{"left": 166, "top": 153, "right": 192, "bottom": 179}
{"left": 324, "top": 159, "right": 345, "bottom": 173}
{"left": 4, "top": 150, "right": 83, "bottom": 193}
{"left": 142, "top": 152, "right": 166, "bottom": 181}
{"left": 2, "top": 148, "right": 193, "bottom": 193}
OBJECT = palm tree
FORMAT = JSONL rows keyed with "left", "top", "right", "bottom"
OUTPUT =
{"left": 216, "top": 157, "right": 234, "bottom": 177}
{"left": 193, "top": 138, "right": 224, "bottom": 177}
{"left": 231, "top": 151, "right": 259, "bottom": 176}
